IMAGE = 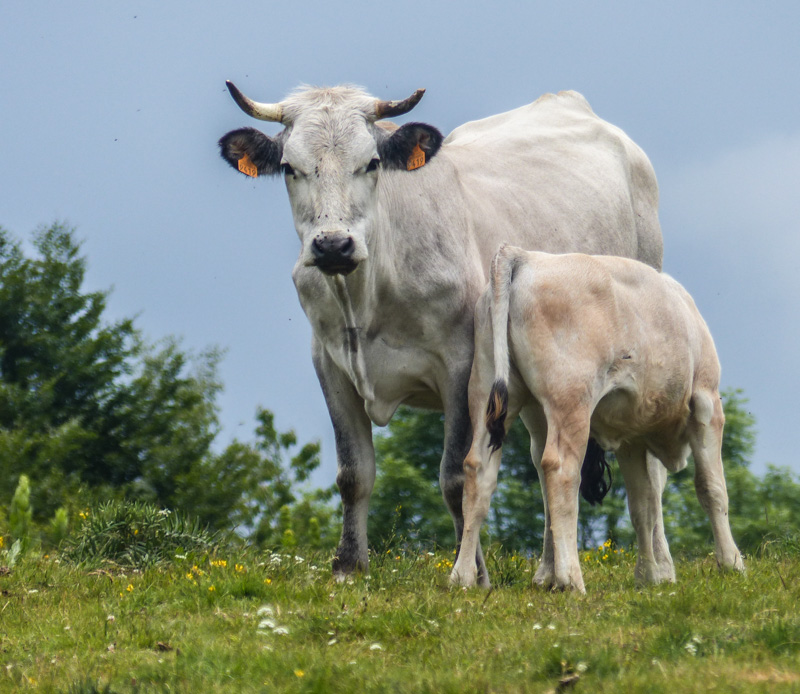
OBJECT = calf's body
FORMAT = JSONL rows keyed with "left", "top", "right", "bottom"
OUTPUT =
{"left": 451, "top": 246, "right": 744, "bottom": 592}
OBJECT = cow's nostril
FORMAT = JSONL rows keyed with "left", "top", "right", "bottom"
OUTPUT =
{"left": 339, "top": 236, "right": 355, "bottom": 258}
{"left": 311, "top": 236, "right": 327, "bottom": 259}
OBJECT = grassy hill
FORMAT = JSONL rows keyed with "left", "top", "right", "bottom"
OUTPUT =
{"left": 1, "top": 543, "right": 799, "bottom": 693}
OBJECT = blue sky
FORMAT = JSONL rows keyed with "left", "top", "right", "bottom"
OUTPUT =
{"left": 2, "top": 2, "right": 798, "bottom": 482}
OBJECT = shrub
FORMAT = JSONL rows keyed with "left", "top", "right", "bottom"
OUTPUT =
{"left": 61, "top": 501, "right": 225, "bottom": 568}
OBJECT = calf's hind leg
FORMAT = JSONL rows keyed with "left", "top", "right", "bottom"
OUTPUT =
{"left": 618, "top": 443, "right": 673, "bottom": 584}
{"left": 536, "top": 407, "right": 589, "bottom": 593}
{"left": 689, "top": 392, "right": 744, "bottom": 571}
{"left": 519, "top": 406, "right": 553, "bottom": 587}
{"left": 449, "top": 420, "right": 502, "bottom": 588}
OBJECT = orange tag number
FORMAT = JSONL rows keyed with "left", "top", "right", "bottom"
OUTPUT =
{"left": 407, "top": 143, "right": 425, "bottom": 171}
{"left": 238, "top": 153, "right": 258, "bottom": 178}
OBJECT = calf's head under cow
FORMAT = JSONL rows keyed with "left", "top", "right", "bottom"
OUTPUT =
{"left": 219, "top": 82, "right": 443, "bottom": 276}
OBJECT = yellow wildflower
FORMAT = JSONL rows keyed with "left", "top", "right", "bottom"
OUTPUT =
{"left": 126, "top": 584, "right": 134, "bottom": 593}
{"left": 294, "top": 670, "right": 305, "bottom": 678}
{"left": 235, "top": 563, "right": 245, "bottom": 573}
{"left": 264, "top": 578, "right": 272, "bottom": 585}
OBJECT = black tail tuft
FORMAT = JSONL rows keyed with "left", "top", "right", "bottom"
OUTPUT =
{"left": 580, "top": 438, "right": 612, "bottom": 505}
{"left": 486, "top": 380, "right": 509, "bottom": 452}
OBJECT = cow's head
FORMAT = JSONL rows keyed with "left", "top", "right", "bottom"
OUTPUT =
{"left": 219, "top": 83, "right": 443, "bottom": 276}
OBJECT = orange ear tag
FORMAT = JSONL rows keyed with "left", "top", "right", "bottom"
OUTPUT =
{"left": 238, "top": 153, "right": 258, "bottom": 178}
{"left": 407, "top": 143, "right": 425, "bottom": 171}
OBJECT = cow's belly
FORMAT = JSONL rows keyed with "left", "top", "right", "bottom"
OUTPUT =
{"left": 325, "top": 336, "right": 444, "bottom": 426}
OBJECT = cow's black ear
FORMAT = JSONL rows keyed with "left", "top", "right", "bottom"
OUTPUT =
{"left": 218, "top": 127, "right": 282, "bottom": 177}
{"left": 378, "top": 123, "right": 443, "bottom": 171}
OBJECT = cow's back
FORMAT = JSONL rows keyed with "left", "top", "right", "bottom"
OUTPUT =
{"left": 441, "top": 91, "right": 662, "bottom": 274}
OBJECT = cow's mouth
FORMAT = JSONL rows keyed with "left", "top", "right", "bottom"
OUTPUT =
{"left": 315, "top": 260, "right": 358, "bottom": 276}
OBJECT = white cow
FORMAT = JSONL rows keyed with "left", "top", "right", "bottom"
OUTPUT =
{"left": 219, "top": 84, "right": 664, "bottom": 583}
{"left": 451, "top": 245, "right": 745, "bottom": 592}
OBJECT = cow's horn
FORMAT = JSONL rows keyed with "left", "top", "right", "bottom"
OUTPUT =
{"left": 226, "top": 81, "right": 284, "bottom": 123}
{"left": 374, "top": 88, "right": 426, "bottom": 119}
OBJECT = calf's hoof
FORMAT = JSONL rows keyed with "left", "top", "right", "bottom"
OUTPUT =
{"left": 449, "top": 565, "right": 478, "bottom": 588}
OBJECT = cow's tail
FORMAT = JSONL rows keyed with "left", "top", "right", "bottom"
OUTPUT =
{"left": 486, "top": 244, "right": 522, "bottom": 452}
{"left": 580, "top": 438, "right": 613, "bottom": 505}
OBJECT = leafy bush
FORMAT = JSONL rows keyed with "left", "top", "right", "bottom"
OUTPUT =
{"left": 61, "top": 501, "right": 225, "bottom": 568}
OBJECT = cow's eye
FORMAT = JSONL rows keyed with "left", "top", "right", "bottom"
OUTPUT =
{"left": 281, "top": 162, "right": 295, "bottom": 177}
{"left": 366, "top": 158, "right": 380, "bottom": 172}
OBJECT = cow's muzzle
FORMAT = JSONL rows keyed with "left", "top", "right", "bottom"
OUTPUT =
{"left": 311, "top": 234, "right": 358, "bottom": 275}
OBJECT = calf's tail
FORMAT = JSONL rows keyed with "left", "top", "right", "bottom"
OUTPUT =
{"left": 486, "top": 244, "right": 523, "bottom": 452}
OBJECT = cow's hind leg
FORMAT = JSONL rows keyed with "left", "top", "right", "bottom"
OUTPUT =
{"left": 689, "top": 391, "right": 744, "bottom": 571}
{"left": 618, "top": 443, "right": 673, "bottom": 585}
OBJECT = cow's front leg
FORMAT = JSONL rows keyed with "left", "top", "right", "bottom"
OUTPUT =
{"left": 313, "top": 344, "right": 375, "bottom": 578}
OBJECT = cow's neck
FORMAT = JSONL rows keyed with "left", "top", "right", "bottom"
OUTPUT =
{"left": 326, "top": 272, "right": 376, "bottom": 403}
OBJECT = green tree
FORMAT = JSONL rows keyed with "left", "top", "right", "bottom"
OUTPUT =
{"left": 0, "top": 223, "right": 337, "bottom": 547}
{"left": 372, "top": 409, "right": 547, "bottom": 551}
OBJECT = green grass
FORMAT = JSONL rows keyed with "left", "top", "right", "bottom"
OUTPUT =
{"left": 1, "top": 546, "right": 799, "bottom": 693}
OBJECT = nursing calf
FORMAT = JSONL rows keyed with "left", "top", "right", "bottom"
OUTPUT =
{"left": 451, "top": 245, "right": 744, "bottom": 592}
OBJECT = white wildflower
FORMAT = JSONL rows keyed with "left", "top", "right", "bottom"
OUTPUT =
{"left": 369, "top": 643, "right": 383, "bottom": 651}
{"left": 273, "top": 626, "right": 289, "bottom": 635}
{"left": 257, "top": 605, "right": 275, "bottom": 617}
{"left": 533, "top": 623, "right": 542, "bottom": 630}
{"left": 547, "top": 624, "right": 555, "bottom": 630}
{"left": 328, "top": 638, "right": 337, "bottom": 646}
{"left": 576, "top": 662, "right": 588, "bottom": 673}
{"left": 258, "top": 619, "right": 276, "bottom": 630}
